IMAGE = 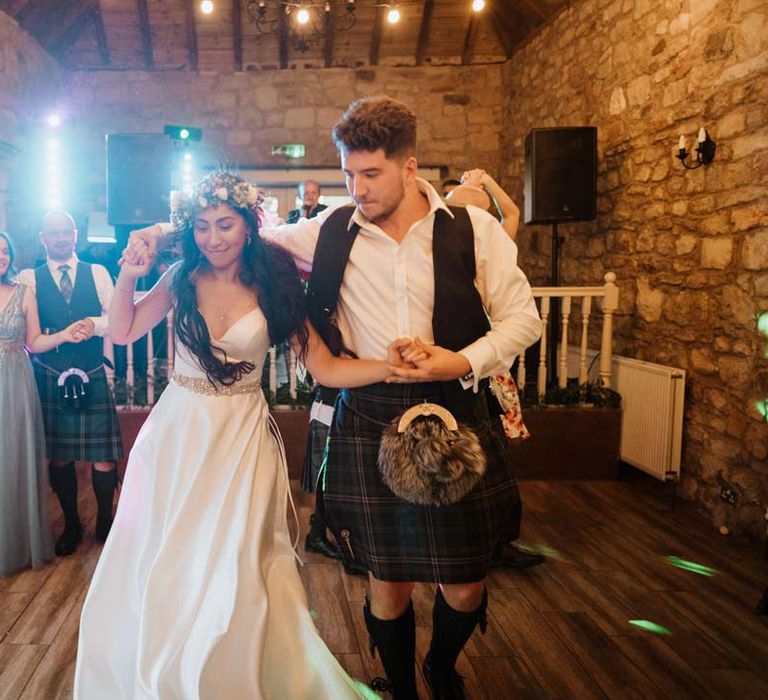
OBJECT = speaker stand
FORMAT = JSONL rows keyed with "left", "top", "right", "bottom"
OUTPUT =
{"left": 548, "top": 222, "right": 563, "bottom": 385}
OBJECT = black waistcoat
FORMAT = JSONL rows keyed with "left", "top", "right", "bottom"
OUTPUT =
{"left": 307, "top": 205, "right": 491, "bottom": 422}
{"left": 34, "top": 261, "right": 103, "bottom": 371}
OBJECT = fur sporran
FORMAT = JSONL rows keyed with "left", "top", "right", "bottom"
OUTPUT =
{"left": 377, "top": 406, "right": 486, "bottom": 507}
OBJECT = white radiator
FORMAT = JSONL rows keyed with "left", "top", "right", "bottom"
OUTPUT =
{"left": 565, "top": 348, "right": 685, "bottom": 481}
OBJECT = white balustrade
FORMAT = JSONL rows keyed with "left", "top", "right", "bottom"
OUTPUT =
{"left": 106, "top": 273, "right": 619, "bottom": 408}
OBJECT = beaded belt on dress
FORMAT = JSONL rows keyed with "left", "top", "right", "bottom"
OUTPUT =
{"left": 172, "top": 373, "right": 261, "bottom": 396}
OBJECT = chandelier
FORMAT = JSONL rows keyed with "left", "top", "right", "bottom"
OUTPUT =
{"left": 247, "top": 1, "right": 357, "bottom": 53}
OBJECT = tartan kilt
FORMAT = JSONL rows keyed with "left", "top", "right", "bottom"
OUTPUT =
{"left": 33, "top": 364, "right": 123, "bottom": 462}
{"left": 323, "top": 381, "right": 521, "bottom": 584}
{"left": 301, "top": 419, "right": 330, "bottom": 493}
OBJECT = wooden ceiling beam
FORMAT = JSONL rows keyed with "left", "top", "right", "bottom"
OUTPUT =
{"left": 369, "top": 4, "right": 382, "bottom": 67}
{"left": 414, "top": 0, "right": 433, "bottom": 67}
{"left": 184, "top": 0, "right": 199, "bottom": 71}
{"left": 489, "top": 2, "right": 514, "bottom": 58}
{"left": 323, "top": 5, "right": 335, "bottom": 68}
{"left": 278, "top": 3, "right": 288, "bottom": 69}
{"left": 40, "top": 0, "right": 98, "bottom": 55}
{"left": 137, "top": 0, "right": 154, "bottom": 69}
{"left": 17, "top": 0, "right": 60, "bottom": 30}
{"left": 516, "top": 0, "right": 547, "bottom": 22}
{"left": 460, "top": 9, "right": 478, "bottom": 65}
{"left": 232, "top": 0, "right": 243, "bottom": 71}
{"left": 50, "top": 6, "right": 94, "bottom": 58}
{"left": 0, "top": 0, "right": 32, "bottom": 17}
{"left": 92, "top": 6, "right": 110, "bottom": 66}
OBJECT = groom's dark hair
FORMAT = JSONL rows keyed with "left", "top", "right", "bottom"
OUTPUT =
{"left": 332, "top": 96, "right": 417, "bottom": 162}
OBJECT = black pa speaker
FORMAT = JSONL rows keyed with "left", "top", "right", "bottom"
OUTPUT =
{"left": 107, "top": 134, "right": 172, "bottom": 226}
{"left": 524, "top": 127, "right": 597, "bottom": 224}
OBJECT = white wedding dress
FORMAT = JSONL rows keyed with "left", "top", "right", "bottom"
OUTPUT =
{"left": 74, "top": 307, "right": 373, "bottom": 699}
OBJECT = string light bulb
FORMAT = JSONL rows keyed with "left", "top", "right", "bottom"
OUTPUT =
{"left": 472, "top": 0, "right": 485, "bottom": 11}
{"left": 297, "top": 7, "right": 310, "bottom": 24}
{"left": 200, "top": 1, "right": 214, "bottom": 14}
{"left": 387, "top": 2, "right": 400, "bottom": 24}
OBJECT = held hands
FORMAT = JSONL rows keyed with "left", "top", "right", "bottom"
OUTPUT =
{"left": 461, "top": 169, "right": 489, "bottom": 189}
{"left": 61, "top": 318, "right": 94, "bottom": 344}
{"left": 119, "top": 224, "right": 164, "bottom": 276}
{"left": 386, "top": 336, "right": 472, "bottom": 383}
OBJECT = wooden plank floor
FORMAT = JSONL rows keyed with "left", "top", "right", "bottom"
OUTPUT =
{"left": 2, "top": 465, "right": 768, "bottom": 699}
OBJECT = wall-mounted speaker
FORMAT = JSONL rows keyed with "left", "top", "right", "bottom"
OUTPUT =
{"left": 524, "top": 127, "right": 597, "bottom": 224}
{"left": 107, "top": 134, "right": 172, "bottom": 226}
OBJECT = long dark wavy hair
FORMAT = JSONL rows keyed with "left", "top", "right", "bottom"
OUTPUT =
{"left": 171, "top": 205, "right": 308, "bottom": 386}
{"left": 0, "top": 231, "right": 17, "bottom": 284}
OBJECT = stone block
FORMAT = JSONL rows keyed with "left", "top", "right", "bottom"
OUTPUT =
{"left": 255, "top": 86, "right": 279, "bottom": 111}
{"left": 741, "top": 230, "right": 768, "bottom": 269}
{"left": 731, "top": 202, "right": 768, "bottom": 231}
{"left": 718, "top": 356, "right": 752, "bottom": 388}
{"left": 636, "top": 277, "right": 664, "bottom": 321}
{"left": 284, "top": 107, "right": 316, "bottom": 129}
{"left": 692, "top": 349, "right": 718, "bottom": 374}
{"left": 723, "top": 284, "right": 756, "bottom": 325}
{"left": 675, "top": 234, "right": 696, "bottom": 254}
{"left": 700, "top": 237, "right": 733, "bottom": 269}
{"left": 700, "top": 211, "right": 731, "bottom": 235}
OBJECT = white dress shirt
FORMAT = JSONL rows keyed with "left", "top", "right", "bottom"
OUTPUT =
{"left": 261, "top": 179, "right": 542, "bottom": 390}
{"left": 17, "top": 255, "right": 114, "bottom": 337}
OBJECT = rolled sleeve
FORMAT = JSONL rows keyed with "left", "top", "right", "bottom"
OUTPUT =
{"left": 458, "top": 207, "right": 542, "bottom": 390}
{"left": 259, "top": 206, "right": 337, "bottom": 274}
{"left": 91, "top": 264, "right": 114, "bottom": 338}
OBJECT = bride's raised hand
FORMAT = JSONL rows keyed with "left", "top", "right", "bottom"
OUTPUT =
{"left": 118, "top": 245, "right": 153, "bottom": 280}
{"left": 119, "top": 224, "right": 166, "bottom": 269}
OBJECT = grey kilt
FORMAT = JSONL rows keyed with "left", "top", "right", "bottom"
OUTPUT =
{"left": 323, "top": 381, "right": 520, "bottom": 584}
{"left": 33, "top": 363, "right": 122, "bottom": 462}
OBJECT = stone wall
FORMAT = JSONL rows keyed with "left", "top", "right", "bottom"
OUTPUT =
{"left": 0, "top": 12, "right": 61, "bottom": 231}
{"left": 60, "top": 65, "right": 502, "bottom": 212}
{"left": 500, "top": 0, "right": 768, "bottom": 539}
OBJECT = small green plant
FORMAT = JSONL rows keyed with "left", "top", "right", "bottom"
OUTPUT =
{"left": 520, "top": 377, "right": 621, "bottom": 409}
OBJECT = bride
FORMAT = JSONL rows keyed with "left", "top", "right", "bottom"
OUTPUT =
{"left": 73, "top": 172, "right": 396, "bottom": 699}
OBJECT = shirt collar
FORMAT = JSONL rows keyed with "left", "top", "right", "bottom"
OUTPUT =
{"left": 347, "top": 177, "right": 454, "bottom": 230}
{"left": 47, "top": 254, "right": 78, "bottom": 273}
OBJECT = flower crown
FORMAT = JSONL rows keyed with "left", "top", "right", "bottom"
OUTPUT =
{"left": 170, "top": 171, "right": 265, "bottom": 231}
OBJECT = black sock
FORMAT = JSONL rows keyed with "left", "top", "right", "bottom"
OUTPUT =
{"left": 427, "top": 587, "right": 488, "bottom": 685}
{"left": 92, "top": 465, "right": 117, "bottom": 520}
{"left": 49, "top": 461, "right": 80, "bottom": 531}
{"left": 363, "top": 598, "right": 418, "bottom": 700}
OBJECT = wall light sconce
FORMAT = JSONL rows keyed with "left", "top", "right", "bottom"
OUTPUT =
{"left": 676, "top": 127, "right": 716, "bottom": 169}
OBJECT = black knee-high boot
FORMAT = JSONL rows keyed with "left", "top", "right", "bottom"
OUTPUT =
{"left": 92, "top": 465, "right": 118, "bottom": 543}
{"left": 424, "top": 587, "right": 488, "bottom": 700}
{"left": 305, "top": 483, "right": 341, "bottom": 560}
{"left": 49, "top": 462, "right": 82, "bottom": 556}
{"left": 363, "top": 598, "right": 419, "bottom": 700}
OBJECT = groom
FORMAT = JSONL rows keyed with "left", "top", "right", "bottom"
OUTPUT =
{"left": 128, "top": 97, "right": 540, "bottom": 699}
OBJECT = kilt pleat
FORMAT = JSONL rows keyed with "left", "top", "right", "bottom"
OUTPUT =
{"left": 34, "top": 364, "right": 123, "bottom": 462}
{"left": 301, "top": 420, "right": 330, "bottom": 493}
{"left": 323, "top": 381, "right": 520, "bottom": 583}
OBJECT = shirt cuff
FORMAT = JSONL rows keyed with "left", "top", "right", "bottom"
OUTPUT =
{"left": 90, "top": 315, "right": 108, "bottom": 338}
{"left": 458, "top": 340, "right": 498, "bottom": 392}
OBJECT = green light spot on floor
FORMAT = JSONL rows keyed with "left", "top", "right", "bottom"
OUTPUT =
{"left": 517, "top": 542, "right": 562, "bottom": 559}
{"left": 309, "top": 609, "right": 318, "bottom": 619}
{"left": 756, "top": 399, "right": 768, "bottom": 420}
{"left": 665, "top": 555, "right": 717, "bottom": 577}
{"left": 757, "top": 312, "right": 768, "bottom": 336}
{"left": 629, "top": 619, "right": 671, "bottom": 635}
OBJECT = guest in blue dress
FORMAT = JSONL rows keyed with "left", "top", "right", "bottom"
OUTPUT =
{"left": 0, "top": 231, "right": 86, "bottom": 577}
